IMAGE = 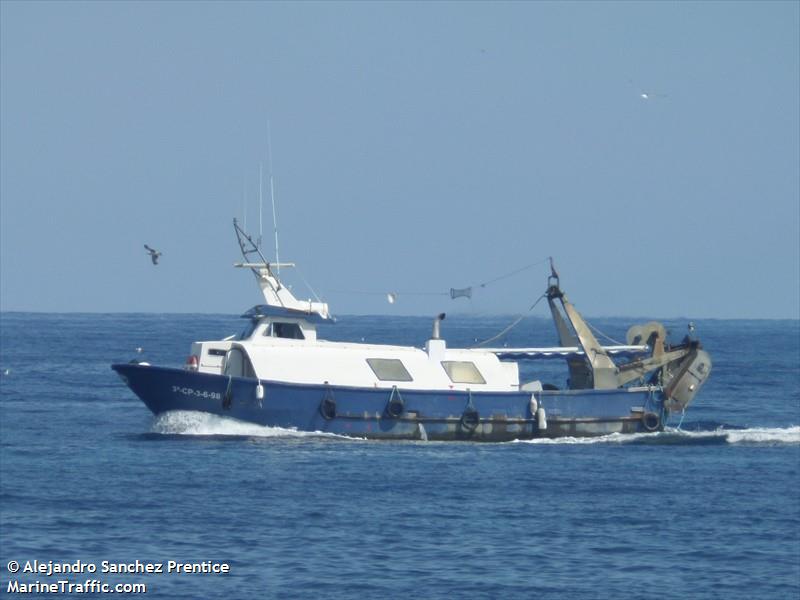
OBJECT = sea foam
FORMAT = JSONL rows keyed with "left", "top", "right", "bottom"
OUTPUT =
{"left": 150, "top": 410, "right": 355, "bottom": 440}
{"left": 151, "top": 411, "right": 799, "bottom": 445}
{"left": 512, "top": 426, "right": 800, "bottom": 445}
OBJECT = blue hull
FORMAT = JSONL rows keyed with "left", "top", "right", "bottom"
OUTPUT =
{"left": 112, "top": 363, "right": 666, "bottom": 441}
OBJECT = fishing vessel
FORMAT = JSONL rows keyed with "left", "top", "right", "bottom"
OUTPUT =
{"left": 112, "top": 220, "right": 711, "bottom": 441}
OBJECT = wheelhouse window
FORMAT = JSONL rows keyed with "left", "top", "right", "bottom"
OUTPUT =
{"left": 236, "top": 320, "right": 259, "bottom": 340}
{"left": 366, "top": 358, "right": 413, "bottom": 382}
{"left": 441, "top": 361, "right": 485, "bottom": 384}
{"left": 265, "top": 322, "right": 305, "bottom": 340}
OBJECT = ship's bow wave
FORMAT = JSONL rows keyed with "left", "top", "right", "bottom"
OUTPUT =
{"left": 148, "top": 410, "right": 357, "bottom": 440}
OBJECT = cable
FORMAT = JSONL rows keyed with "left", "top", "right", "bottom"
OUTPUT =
{"left": 294, "top": 266, "right": 323, "bottom": 304}
{"left": 473, "top": 258, "right": 551, "bottom": 289}
{"left": 325, "top": 258, "right": 550, "bottom": 301}
{"left": 675, "top": 409, "right": 686, "bottom": 431}
{"left": 470, "top": 294, "right": 546, "bottom": 348}
{"left": 587, "top": 322, "right": 627, "bottom": 346}
{"left": 326, "top": 289, "right": 448, "bottom": 297}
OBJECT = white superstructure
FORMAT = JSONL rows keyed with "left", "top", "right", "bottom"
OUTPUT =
{"left": 184, "top": 220, "right": 652, "bottom": 395}
{"left": 191, "top": 310, "right": 522, "bottom": 392}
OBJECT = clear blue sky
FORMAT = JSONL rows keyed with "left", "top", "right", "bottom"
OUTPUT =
{"left": 2, "top": 1, "right": 798, "bottom": 318}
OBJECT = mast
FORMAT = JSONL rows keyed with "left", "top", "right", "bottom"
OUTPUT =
{"left": 232, "top": 219, "right": 330, "bottom": 319}
{"left": 258, "top": 163, "right": 264, "bottom": 249}
{"left": 242, "top": 177, "right": 248, "bottom": 232}
{"left": 267, "top": 121, "right": 281, "bottom": 276}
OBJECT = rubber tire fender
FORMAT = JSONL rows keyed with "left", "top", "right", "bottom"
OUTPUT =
{"left": 460, "top": 407, "right": 480, "bottom": 433}
{"left": 642, "top": 411, "right": 661, "bottom": 432}
{"left": 319, "top": 392, "right": 336, "bottom": 420}
{"left": 385, "top": 390, "right": 404, "bottom": 419}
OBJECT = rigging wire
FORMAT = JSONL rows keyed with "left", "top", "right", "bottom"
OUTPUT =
{"left": 470, "top": 294, "right": 547, "bottom": 348}
{"left": 327, "top": 289, "right": 449, "bottom": 297}
{"left": 294, "top": 266, "right": 323, "bottom": 304}
{"left": 587, "top": 322, "right": 627, "bottom": 346}
{"left": 472, "top": 258, "right": 551, "bottom": 289}
{"left": 325, "top": 257, "right": 551, "bottom": 300}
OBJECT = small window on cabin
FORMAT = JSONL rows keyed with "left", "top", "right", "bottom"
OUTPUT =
{"left": 237, "top": 320, "right": 259, "bottom": 340}
{"left": 265, "top": 322, "right": 305, "bottom": 340}
{"left": 366, "top": 358, "right": 413, "bottom": 382}
{"left": 441, "top": 361, "right": 486, "bottom": 384}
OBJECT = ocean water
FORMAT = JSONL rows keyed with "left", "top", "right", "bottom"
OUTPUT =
{"left": 0, "top": 313, "right": 798, "bottom": 599}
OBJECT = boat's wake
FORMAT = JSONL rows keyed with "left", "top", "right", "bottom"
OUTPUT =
{"left": 147, "top": 412, "right": 799, "bottom": 446}
{"left": 512, "top": 425, "right": 800, "bottom": 446}
{"left": 149, "top": 411, "right": 358, "bottom": 441}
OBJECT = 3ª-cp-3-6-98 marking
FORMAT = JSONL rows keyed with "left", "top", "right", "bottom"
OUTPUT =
{"left": 171, "top": 386, "right": 222, "bottom": 401}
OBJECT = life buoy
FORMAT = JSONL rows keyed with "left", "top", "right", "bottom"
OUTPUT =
{"left": 185, "top": 355, "right": 199, "bottom": 371}
{"left": 642, "top": 411, "right": 661, "bottom": 432}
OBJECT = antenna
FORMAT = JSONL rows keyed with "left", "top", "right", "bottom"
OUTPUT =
{"left": 242, "top": 177, "right": 248, "bottom": 232}
{"left": 258, "top": 163, "right": 264, "bottom": 249}
{"left": 267, "top": 121, "right": 281, "bottom": 276}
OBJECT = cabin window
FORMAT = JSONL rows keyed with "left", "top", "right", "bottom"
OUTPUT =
{"left": 237, "top": 320, "right": 259, "bottom": 340}
{"left": 366, "top": 358, "right": 413, "bottom": 382}
{"left": 265, "top": 322, "right": 305, "bottom": 340}
{"left": 441, "top": 361, "right": 486, "bottom": 384}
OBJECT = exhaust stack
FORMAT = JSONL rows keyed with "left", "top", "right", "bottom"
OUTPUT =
{"left": 431, "top": 313, "right": 446, "bottom": 340}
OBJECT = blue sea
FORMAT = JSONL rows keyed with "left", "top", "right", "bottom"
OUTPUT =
{"left": 1, "top": 313, "right": 798, "bottom": 599}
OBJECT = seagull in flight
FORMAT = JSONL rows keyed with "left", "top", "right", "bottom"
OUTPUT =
{"left": 144, "top": 244, "right": 162, "bottom": 265}
{"left": 638, "top": 88, "right": 669, "bottom": 101}
{"left": 627, "top": 79, "right": 668, "bottom": 101}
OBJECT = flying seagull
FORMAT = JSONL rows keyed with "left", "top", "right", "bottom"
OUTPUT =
{"left": 144, "top": 244, "right": 162, "bottom": 265}
{"left": 627, "top": 79, "right": 668, "bottom": 101}
{"left": 639, "top": 89, "right": 669, "bottom": 101}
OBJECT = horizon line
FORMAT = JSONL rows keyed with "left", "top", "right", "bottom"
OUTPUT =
{"left": 1, "top": 309, "right": 798, "bottom": 322}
